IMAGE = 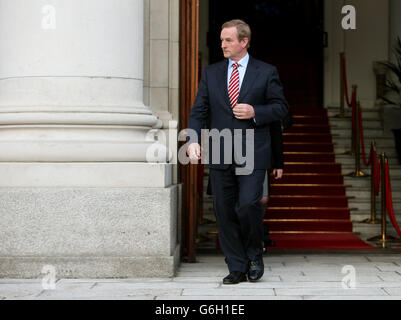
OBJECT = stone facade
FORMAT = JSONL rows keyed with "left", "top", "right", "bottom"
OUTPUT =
{"left": 0, "top": 0, "right": 180, "bottom": 278}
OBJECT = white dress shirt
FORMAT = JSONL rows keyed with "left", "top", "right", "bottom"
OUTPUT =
{"left": 227, "top": 53, "right": 256, "bottom": 123}
{"left": 227, "top": 53, "right": 250, "bottom": 91}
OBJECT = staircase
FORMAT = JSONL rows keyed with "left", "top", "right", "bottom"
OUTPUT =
{"left": 263, "top": 108, "right": 371, "bottom": 249}
{"left": 327, "top": 105, "right": 401, "bottom": 243}
{"left": 198, "top": 106, "right": 401, "bottom": 250}
{"left": 266, "top": 107, "right": 349, "bottom": 233}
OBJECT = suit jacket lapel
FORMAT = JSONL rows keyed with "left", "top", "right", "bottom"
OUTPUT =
{"left": 237, "top": 56, "right": 260, "bottom": 103}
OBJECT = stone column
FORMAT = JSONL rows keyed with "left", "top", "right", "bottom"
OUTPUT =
{"left": 0, "top": 0, "right": 165, "bottom": 163}
{"left": 0, "top": 0, "right": 179, "bottom": 278}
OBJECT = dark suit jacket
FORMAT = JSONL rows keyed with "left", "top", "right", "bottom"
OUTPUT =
{"left": 206, "top": 121, "right": 284, "bottom": 196}
{"left": 188, "top": 56, "right": 289, "bottom": 170}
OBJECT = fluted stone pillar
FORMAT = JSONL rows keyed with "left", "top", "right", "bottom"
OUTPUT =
{"left": 0, "top": 0, "right": 179, "bottom": 278}
{"left": 0, "top": 0, "right": 164, "bottom": 163}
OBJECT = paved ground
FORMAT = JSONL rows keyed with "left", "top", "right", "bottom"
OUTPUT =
{"left": 1, "top": 253, "right": 401, "bottom": 300}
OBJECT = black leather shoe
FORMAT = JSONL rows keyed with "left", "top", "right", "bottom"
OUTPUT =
{"left": 247, "top": 258, "right": 264, "bottom": 282}
{"left": 223, "top": 271, "right": 247, "bottom": 285}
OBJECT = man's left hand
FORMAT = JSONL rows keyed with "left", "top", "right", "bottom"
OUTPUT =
{"left": 233, "top": 103, "right": 255, "bottom": 120}
{"left": 273, "top": 169, "right": 283, "bottom": 180}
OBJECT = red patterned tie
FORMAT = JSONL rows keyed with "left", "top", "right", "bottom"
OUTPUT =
{"left": 228, "top": 62, "right": 240, "bottom": 108}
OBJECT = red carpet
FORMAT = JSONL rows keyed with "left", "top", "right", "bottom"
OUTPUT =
{"left": 268, "top": 233, "right": 374, "bottom": 250}
{"left": 265, "top": 107, "right": 375, "bottom": 250}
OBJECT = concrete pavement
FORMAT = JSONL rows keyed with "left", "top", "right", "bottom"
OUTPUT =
{"left": 1, "top": 253, "right": 401, "bottom": 300}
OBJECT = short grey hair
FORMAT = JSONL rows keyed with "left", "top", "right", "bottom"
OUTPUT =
{"left": 222, "top": 19, "right": 251, "bottom": 48}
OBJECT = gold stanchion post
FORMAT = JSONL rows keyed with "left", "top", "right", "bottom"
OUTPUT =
{"left": 338, "top": 52, "right": 345, "bottom": 118}
{"left": 368, "top": 153, "right": 398, "bottom": 247}
{"left": 360, "top": 141, "right": 379, "bottom": 224}
{"left": 348, "top": 101, "right": 367, "bottom": 177}
{"left": 343, "top": 85, "right": 357, "bottom": 155}
{"left": 350, "top": 85, "right": 358, "bottom": 156}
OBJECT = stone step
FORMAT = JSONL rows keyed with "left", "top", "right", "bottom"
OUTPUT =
{"left": 342, "top": 168, "right": 401, "bottom": 178}
{"left": 351, "top": 216, "right": 401, "bottom": 225}
{"left": 332, "top": 132, "right": 394, "bottom": 140}
{"left": 334, "top": 146, "right": 399, "bottom": 155}
{"left": 326, "top": 104, "right": 381, "bottom": 111}
{"left": 203, "top": 178, "right": 401, "bottom": 190}
{"left": 346, "top": 189, "right": 401, "bottom": 199}
{"left": 340, "top": 158, "right": 401, "bottom": 166}
{"left": 350, "top": 209, "right": 401, "bottom": 217}
{"left": 265, "top": 219, "right": 353, "bottom": 232}
{"left": 286, "top": 124, "right": 331, "bottom": 133}
{"left": 330, "top": 129, "right": 391, "bottom": 137}
{"left": 335, "top": 156, "right": 401, "bottom": 166}
{"left": 344, "top": 176, "right": 401, "bottom": 187}
{"left": 286, "top": 143, "right": 334, "bottom": 152}
{"left": 341, "top": 164, "right": 401, "bottom": 173}
{"left": 202, "top": 168, "right": 401, "bottom": 186}
{"left": 334, "top": 138, "right": 395, "bottom": 147}
{"left": 348, "top": 199, "right": 401, "bottom": 211}
{"left": 203, "top": 201, "right": 401, "bottom": 216}
{"left": 329, "top": 118, "right": 382, "bottom": 128}
{"left": 328, "top": 113, "right": 381, "bottom": 120}
{"left": 283, "top": 133, "right": 333, "bottom": 143}
{"left": 206, "top": 189, "right": 401, "bottom": 199}
{"left": 335, "top": 149, "right": 400, "bottom": 158}
{"left": 291, "top": 107, "right": 329, "bottom": 115}
{"left": 326, "top": 105, "right": 381, "bottom": 114}
{"left": 332, "top": 133, "right": 395, "bottom": 141}
{"left": 203, "top": 199, "right": 401, "bottom": 216}
{"left": 348, "top": 179, "right": 401, "bottom": 187}
{"left": 269, "top": 184, "right": 347, "bottom": 196}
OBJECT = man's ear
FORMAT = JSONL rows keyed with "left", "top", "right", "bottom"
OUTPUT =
{"left": 241, "top": 37, "right": 249, "bottom": 49}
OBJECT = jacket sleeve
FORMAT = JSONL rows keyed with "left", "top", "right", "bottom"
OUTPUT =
{"left": 269, "top": 121, "right": 284, "bottom": 169}
{"left": 187, "top": 68, "right": 210, "bottom": 144}
{"left": 253, "top": 66, "right": 289, "bottom": 126}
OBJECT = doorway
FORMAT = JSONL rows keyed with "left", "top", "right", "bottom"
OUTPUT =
{"left": 181, "top": 0, "right": 325, "bottom": 260}
{"left": 204, "top": 0, "right": 324, "bottom": 108}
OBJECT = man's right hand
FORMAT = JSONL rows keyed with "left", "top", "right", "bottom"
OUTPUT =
{"left": 187, "top": 143, "right": 201, "bottom": 161}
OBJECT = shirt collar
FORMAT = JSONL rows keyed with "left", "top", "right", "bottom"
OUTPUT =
{"left": 229, "top": 53, "right": 249, "bottom": 69}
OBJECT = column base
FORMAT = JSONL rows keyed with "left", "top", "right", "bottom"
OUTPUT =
{"left": 0, "top": 165, "right": 180, "bottom": 278}
{"left": 0, "top": 246, "right": 180, "bottom": 278}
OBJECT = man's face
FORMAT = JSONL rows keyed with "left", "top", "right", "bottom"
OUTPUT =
{"left": 220, "top": 27, "right": 248, "bottom": 61}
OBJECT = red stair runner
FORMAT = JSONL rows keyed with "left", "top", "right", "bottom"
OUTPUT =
{"left": 266, "top": 107, "right": 374, "bottom": 250}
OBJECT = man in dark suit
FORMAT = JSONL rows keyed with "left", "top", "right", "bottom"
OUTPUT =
{"left": 206, "top": 121, "right": 284, "bottom": 248}
{"left": 187, "top": 19, "right": 289, "bottom": 284}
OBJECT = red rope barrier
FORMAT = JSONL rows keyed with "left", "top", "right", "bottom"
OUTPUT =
{"left": 342, "top": 56, "right": 352, "bottom": 108}
{"left": 384, "top": 163, "right": 401, "bottom": 238}
{"left": 341, "top": 54, "right": 358, "bottom": 146}
{"left": 358, "top": 106, "right": 372, "bottom": 167}
{"left": 357, "top": 102, "right": 380, "bottom": 197}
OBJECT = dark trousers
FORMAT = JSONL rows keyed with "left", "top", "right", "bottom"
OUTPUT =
{"left": 210, "top": 165, "right": 266, "bottom": 273}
